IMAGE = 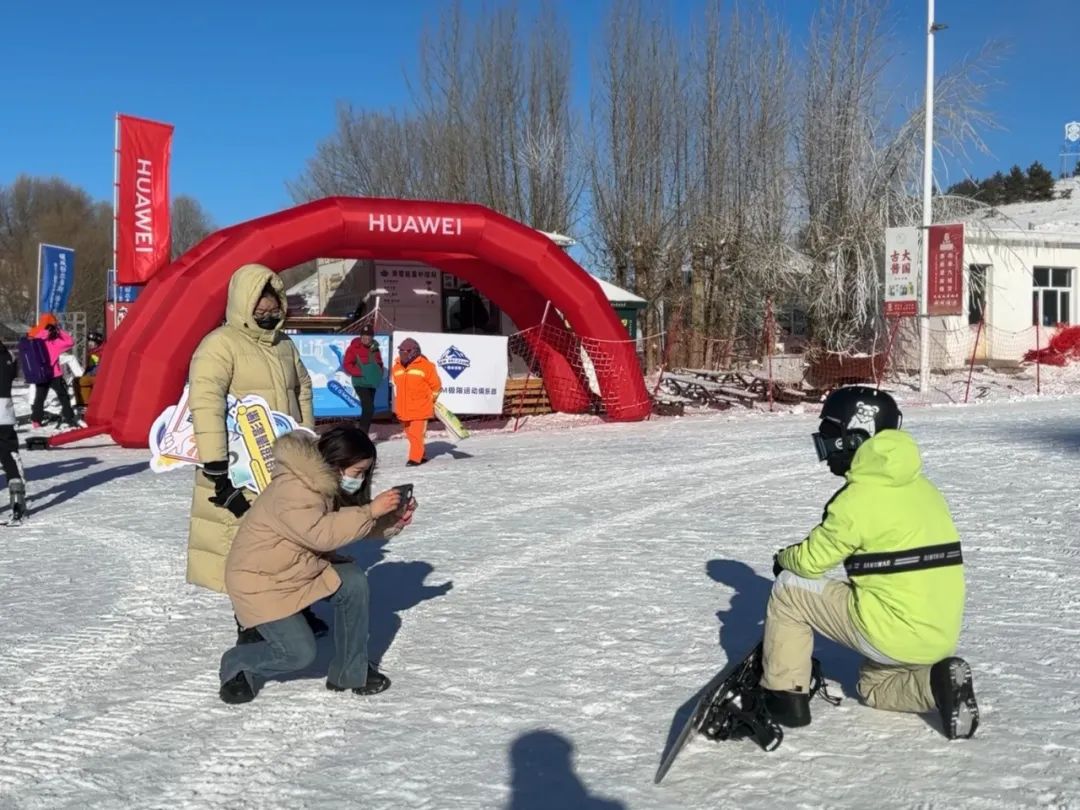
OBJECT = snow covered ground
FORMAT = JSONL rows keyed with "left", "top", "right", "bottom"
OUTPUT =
{"left": 1, "top": 398, "right": 1079, "bottom": 809}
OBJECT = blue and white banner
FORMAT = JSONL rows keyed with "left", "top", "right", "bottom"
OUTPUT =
{"left": 106, "top": 269, "right": 144, "bottom": 303}
{"left": 292, "top": 333, "right": 391, "bottom": 419}
{"left": 392, "top": 331, "right": 508, "bottom": 415}
{"left": 38, "top": 244, "right": 75, "bottom": 314}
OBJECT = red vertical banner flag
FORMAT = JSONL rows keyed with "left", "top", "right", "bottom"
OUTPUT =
{"left": 116, "top": 115, "right": 174, "bottom": 284}
{"left": 927, "top": 223, "right": 964, "bottom": 316}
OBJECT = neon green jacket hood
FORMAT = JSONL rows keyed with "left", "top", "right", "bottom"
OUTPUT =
{"left": 777, "top": 430, "right": 964, "bottom": 664}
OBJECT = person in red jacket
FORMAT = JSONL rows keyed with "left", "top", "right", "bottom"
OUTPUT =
{"left": 342, "top": 324, "right": 384, "bottom": 434}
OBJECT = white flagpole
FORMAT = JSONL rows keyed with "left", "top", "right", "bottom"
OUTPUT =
{"left": 35, "top": 244, "right": 42, "bottom": 323}
{"left": 918, "top": 1, "right": 940, "bottom": 394}
{"left": 112, "top": 114, "right": 120, "bottom": 331}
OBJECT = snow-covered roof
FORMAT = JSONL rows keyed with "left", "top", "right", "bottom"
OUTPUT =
{"left": 963, "top": 177, "right": 1080, "bottom": 236}
{"left": 589, "top": 274, "right": 646, "bottom": 305}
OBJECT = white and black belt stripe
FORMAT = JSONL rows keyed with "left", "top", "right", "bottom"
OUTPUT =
{"left": 845, "top": 542, "right": 963, "bottom": 576}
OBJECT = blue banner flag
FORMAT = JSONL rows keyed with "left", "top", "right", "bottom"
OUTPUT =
{"left": 38, "top": 244, "right": 75, "bottom": 314}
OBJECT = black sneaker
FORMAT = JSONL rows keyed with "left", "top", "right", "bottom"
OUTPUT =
{"left": 762, "top": 689, "right": 812, "bottom": 727}
{"left": 930, "top": 657, "right": 979, "bottom": 739}
{"left": 220, "top": 672, "right": 255, "bottom": 704}
{"left": 302, "top": 607, "right": 329, "bottom": 638}
{"left": 406, "top": 458, "right": 428, "bottom": 468}
{"left": 327, "top": 666, "right": 391, "bottom": 696}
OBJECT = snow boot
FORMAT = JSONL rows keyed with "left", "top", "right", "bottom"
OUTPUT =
{"left": 8, "top": 480, "right": 26, "bottom": 523}
{"left": 327, "top": 666, "right": 391, "bottom": 696}
{"left": 219, "top": 672, "right": 255, "bottom": 705}
{"left": 762, "top": 689, "right": 812, "bottom": 727}
{"left": 930, "top": 657, "right": 979, "bottom": 740}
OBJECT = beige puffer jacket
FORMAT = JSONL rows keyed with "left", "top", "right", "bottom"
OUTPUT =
{"left": 226, "top": 431, "right": 398, "bottom": 628}
{"left": 186, "top": 264, "right": 314, "bottom": 592}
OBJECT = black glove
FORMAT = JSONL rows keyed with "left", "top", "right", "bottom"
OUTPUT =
{"left": 46, "top": 323, "right": 59, "bottom": 339}
{"left": 204, "top": 460, "right": 250, "bottom": 518}
{"left": 772, "top": 551, "right": 785, "bottom": 578}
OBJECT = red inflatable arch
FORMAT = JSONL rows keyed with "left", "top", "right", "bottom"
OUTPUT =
{"left": 86, "top": 198, "right": 650, "bottom": 448}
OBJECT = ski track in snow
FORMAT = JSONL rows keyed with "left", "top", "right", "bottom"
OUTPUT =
{"left": 1, "top": 401, "right": 1079, "bottom": 809}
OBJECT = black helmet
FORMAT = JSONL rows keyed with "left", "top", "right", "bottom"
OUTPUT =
{"left": 87, "top": 329, "right": 104, "bottom": 345}
{"left": 812, "top": 386, "right": 902, "bottom": 474}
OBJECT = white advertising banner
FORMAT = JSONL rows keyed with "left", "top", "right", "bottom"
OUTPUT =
{"left": 883, "top": 227, "right": 920, "bottom": 318}
{"left": 392, "top": 331, "right": 508, "bottom": 415}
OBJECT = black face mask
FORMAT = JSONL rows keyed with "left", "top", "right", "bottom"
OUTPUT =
{"left": 826, "top": 451, "right": 855, "bottom": 477}
{"left": 254, "top": 313, "right": 281, "bottom": 330}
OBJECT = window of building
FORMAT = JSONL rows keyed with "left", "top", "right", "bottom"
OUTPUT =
{"left": 968, "top": 265, "right": 988, "bottom": 326}
{"left": 1032, "top": 267, "right": 1073, "bottom": 327}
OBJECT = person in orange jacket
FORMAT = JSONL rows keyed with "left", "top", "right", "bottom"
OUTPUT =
{"left": 391, "top": 338, "right": 441, "bottom": 467}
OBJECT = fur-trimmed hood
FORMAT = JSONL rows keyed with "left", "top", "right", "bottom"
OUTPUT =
{"left": 272, "top": 431, "right": 339, "bottom": 496}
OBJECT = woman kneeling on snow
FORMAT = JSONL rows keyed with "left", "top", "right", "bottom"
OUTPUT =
{"left": 219, "top": 425, "right": 416, "bottom": 704}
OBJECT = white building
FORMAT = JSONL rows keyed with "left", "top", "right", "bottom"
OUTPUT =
{"left": 895, "top": 179, "right": 1080, "bottom": 369}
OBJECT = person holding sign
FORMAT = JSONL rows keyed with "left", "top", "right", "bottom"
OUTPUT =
{"left": 342, "top": 323, "right": 384, "bottom": 434}
{"left": 391, "top": 338, "right": 442, "bottom": 467}
{"left": 218, "top": 426, "right": 417, "bottom": 704}
{"left": 186, "top": 263, "right": 316, "bottom": 641}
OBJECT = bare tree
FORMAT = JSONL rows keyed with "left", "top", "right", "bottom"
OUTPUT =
{"left": 0, "top": 176, "right": 111, "bottom": 327}
{"left": 795, "top": 0, "right": 997, "bottom": 351}
{"left": 171, "top": 195, "right": 216, "bottom": 260}
{"left": 292, "top": 1, "right": 580, "bottom": 234}
{"left": 588, "top": 2, "right": 687, "bottom": 369}
{"left": 682, "top": 1, "right": 796, "bottom": 368}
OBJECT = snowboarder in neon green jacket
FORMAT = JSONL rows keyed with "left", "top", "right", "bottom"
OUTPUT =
{"left": 761, "top": 386, "right": 979, "bottom": 740}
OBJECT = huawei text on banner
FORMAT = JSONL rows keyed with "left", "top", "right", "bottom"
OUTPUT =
{"left": 116, "top": 115, "right": 174, "bottom": 284}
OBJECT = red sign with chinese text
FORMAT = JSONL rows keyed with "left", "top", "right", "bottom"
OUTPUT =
{"left": 927, "top": 223, "right": 964, "bottom": 316}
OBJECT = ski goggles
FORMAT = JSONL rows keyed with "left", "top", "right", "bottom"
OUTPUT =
{"left": 812, "top": 432, "right": 846, "bottom": 461}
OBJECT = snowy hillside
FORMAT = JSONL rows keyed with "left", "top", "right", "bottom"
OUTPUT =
{"left": 966, "top": 177, "right": 1080, "bottom": 234}
{"left": 1, "top": 400, "right": 1079, "bottom": 808}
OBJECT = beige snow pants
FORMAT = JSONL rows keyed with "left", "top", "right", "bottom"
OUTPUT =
{"left": 761, "top": 571, "right": 936, "bottom": 713}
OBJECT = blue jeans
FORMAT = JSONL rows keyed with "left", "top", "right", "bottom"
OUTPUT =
{"left": 220, "top": 564, "right": 371, "bottom": 691}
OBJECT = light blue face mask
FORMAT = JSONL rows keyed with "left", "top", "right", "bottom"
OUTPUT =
{"left": 341, "top": 475, "right": 365, "bottom": 494}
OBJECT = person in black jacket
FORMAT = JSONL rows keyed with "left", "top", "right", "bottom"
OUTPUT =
{"left": 0, "top": 342, "right": 26, "bottom": 523}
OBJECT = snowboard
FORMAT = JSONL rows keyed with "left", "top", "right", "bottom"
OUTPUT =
{"left": 654, "top": 642, "right": 774, "bottom": 784}
{"left": 17, "top": 337, "right": 53, "bottom": 385}
{"left": 434, "top": 401, "right": 470, "bottom": 441}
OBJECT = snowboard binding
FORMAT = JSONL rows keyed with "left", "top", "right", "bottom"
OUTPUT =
{"left": 698, "top": 652, "right": 841, "bottom": 753}
{"left": 698, "top": 645, "right": 783, "bottom": 752}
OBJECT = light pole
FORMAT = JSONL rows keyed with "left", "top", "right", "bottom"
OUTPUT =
{"left": 919, "top": 1, "right": 947, "bottom": 394}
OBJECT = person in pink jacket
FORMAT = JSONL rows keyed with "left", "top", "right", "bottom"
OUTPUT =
{"left": 28, "top": 313, "right": 77, "bottom": 428}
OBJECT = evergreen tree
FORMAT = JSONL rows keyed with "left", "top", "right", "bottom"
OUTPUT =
{"left": 981, "top": 171, "right": 1007, "bottom": 206}
{"left": 1003, "top": 165, "right": 1028, "bottom": 204}
{"left": 1025, "top": 161, "right": 1055, "bottom": 201}
{"left": 946, "top": 178, "right": 980, "bottom": 198}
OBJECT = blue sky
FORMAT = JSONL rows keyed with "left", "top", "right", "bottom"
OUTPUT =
{"left": 2, "top": 0, "right": 1076, "bottom": 231}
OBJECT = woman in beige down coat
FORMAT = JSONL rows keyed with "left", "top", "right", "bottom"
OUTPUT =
{"left": 219, "top": 426, "right": 416, "bottom": 704}
{"left": 186, "top": 263, "right": 318, "bottom": 640}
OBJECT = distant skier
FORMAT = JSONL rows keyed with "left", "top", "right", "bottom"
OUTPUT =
{"left": 762, "top": 386, "right": 978, "bottom": 739}
{"left": 0, "top": 341, "right": 26, "bottom": 524}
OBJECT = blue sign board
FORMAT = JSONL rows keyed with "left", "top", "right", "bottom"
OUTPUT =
{"left": 39, "top": 244, "right": 75, "bottom": 314}
{"left": 106, "top": 269, "right": 144, "bottom": 303}
{"left": 291, "top": 333, "right": 391, "bottom": 419}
